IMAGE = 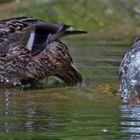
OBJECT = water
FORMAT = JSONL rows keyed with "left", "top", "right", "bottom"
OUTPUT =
{"left": 0, "top": 36, "right": 139, "bottom": 140}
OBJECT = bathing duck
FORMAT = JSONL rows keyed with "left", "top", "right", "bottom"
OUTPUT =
{"left": 119, "top": 38, "right": 140, "bottom": 102}
{"left": 0, "top": 16, "right": 86, "bottom": 88}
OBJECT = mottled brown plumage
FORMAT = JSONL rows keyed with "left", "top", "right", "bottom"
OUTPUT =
{"left": 0, "top": 16, "right": 86, "bottom": 88}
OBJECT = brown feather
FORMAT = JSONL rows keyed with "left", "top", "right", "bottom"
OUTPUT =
{"left": 0, "top": 16, "right": 86, "bottom": 88}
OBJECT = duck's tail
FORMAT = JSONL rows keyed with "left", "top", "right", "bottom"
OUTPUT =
{"left": 64, "top": 30, "right": 87, "bottom": 37}
{"left": 55, "top": 64, "right": 82, "bottom": 86}
{"left": 49, "top": 29, "right": 87, "bottom": 43}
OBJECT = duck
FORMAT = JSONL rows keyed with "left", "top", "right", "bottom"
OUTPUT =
{"left": 119, "top": 38, "right": 140, "bottom": 103}
{"left": 0, "top": 16, "right": 87, "bottom": 89}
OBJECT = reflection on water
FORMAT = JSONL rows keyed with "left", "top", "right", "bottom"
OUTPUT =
{"left": 0, "top": 88, "right": 122, "bottom": 140}
{"left": 0, "top": 37, "right": 139, "bottom": 139}
{"left": 1, "top": 90, "right": 38, "bottom": 133}
{"left": 0, "top": 90, "right": 15, "bottom": 133}
{"left": 120, "top": 105, "right": 140, "bottom": 140}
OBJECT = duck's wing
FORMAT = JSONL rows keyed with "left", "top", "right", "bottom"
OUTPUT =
{"left": 0, "top": 16, "right": 60, "bottom": 56}
{"left": 0, "top": 16, "right": 87, "bottom": 56}
{"left": 0, "top": 16, "right": 37, "bottom": 56}
{"left": 30, "top": 21, "right": 87, "bottom": 55}
{"left": 33, "top": 21, "right": 87, "bottom": 42}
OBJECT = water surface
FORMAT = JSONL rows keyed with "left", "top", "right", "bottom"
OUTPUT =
{"left": 0, "top": 36, "right": 139, "bottom": 140}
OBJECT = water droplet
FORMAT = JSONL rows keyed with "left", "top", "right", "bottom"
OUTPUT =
{"left": 101, "top": 128, "right": 108, "bottom": 133}
{"left": 5, "top": 112, "right": 8, "bottom": 115}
